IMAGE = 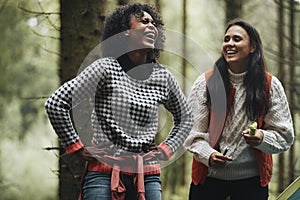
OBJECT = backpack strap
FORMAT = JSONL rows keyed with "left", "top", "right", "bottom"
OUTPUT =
{"left": 192, "top": 70, "right": 273, "bottom": 186}
{"left": 205, "top": 69, "right": 236, "bottom": 148}
{"left": 254, "top": 71, "right": 273, "bottom": 187}
{"left": 257, "top": 71, "right": 272, "bottom": 127}
{"left": 192, "top": 69, "right": 235, "bottom": 185}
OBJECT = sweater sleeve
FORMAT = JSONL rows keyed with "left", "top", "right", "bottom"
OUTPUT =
{"left": 183, "top": 73, "right": 217, "bottom": 167}
{"left": 158, "top": 70, "right": 194, "bottom": 160}
{"left": 255, "top": 76, "right": 294, "bottom": 153}
{"left": 45, "top": 59, "right": 107, "bottom": 154}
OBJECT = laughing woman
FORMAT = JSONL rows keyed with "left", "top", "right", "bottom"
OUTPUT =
{"left": 45, "top": 3, "right": 193, "bottom": 200}
{"left": 184, "top": 19, "right": 294, "bottom": 200}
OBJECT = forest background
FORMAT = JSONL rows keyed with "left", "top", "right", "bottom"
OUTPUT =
{"left": 0, "top": 0, "right": 299, "bottom": 199}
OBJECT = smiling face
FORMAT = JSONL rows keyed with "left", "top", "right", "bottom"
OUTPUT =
{"left": 126, "top": 11, "right": 158, "bottom": 51}
{"left": 222, "top": 25, "right": 255, "bottom": 73}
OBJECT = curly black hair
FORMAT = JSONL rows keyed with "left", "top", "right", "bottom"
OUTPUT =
{"left": 101, "top": 3, "right": 165, "bottom": 63}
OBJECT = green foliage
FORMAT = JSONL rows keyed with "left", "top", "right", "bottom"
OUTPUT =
{"left": 0, "top": 1, "right": 25, "bottom": 108}
{"left": 0, "top": 0, "right": 298, "bottom": 199}
{"left": 0, "top": 0, "right": 59, "bottom": 138}
{"left": 0, "top": 0, "right": 59, "bottom": 199}
{"left": 1, "top": 121, "right": 58, "bottom": 200}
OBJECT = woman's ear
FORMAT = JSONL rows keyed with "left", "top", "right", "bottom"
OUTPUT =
{"left": 250, "top": 44, "right": 256, "bottom": 53}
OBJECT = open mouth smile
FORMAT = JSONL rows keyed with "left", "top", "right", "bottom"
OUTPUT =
{"left": 226, "top": 50, "right": 238, "bottom": 55}
{"left": 144, "top": 32, "right": 156, "bottom": 40}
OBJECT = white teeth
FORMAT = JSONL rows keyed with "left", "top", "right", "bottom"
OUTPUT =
{"left": 145, "top": 32, "right": 155, "bottom": 39}
{"left": 227, "top": 50, "right": 237, "bottom": 54}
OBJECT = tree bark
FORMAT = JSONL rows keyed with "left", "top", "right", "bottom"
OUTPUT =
{"left": 181, "top": 0, "right": 187, "bottom": 186}
{"left": 59, "top": 0, "right": 106, "bottom": 199}
{"left": 277, "top": 0, "right": 285, "bottom": 193}
{"left": 118, "top": 0, "right": 129, "bottom": 6}
{"left": 288, "top": 0, "right": 295, "bottom": 184}
{"left": 224, "top": 0, "right": 243, "bottom": 23}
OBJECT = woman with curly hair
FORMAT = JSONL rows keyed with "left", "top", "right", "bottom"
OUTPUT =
{"left": 45, "top": 3, "right": 193, "bottom": 200}
{"left": 184, "top": 19, "right": 294, "bottom": 200}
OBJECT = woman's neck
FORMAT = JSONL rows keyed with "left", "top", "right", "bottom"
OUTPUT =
{"left": 228, "top": 59, "right": 248, "bottom": 73}
{"left": 127, "top": 50, "right": 148, "bottom": 66}
{"left": 117, "top": 53, "right": 153, "bottom": 80}
{"left": 228, "top": 64, "right": 247, "bottom": 74}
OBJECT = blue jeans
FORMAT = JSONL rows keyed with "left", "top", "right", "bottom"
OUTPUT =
{"left": 82, "top": 172, "right": 162, "bottom": 200}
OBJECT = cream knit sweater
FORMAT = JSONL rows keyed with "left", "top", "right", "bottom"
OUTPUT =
{"left": 184, "top": 69, "right": 294, "bottom": 180}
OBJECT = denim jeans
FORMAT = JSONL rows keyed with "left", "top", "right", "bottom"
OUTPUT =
{"left": 82, "top": 171, "right": 162, "bottom": 200}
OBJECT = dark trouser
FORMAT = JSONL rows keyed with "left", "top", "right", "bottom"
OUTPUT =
{"left": 189, "top": 176, "right": 268, "bottom": 200}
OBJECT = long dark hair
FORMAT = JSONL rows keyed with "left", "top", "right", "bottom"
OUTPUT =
{"left": 207, "top": 19, "right": 268, "bottom": 121}
{"left": 101, "top": 3, "right": 165, "bottom": 63}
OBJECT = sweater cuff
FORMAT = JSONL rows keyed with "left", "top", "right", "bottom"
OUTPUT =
{"left": 195, "top": 148, "right": 217, "bottom": 167}
{"left": 65, "top": 140, "right": 84, "bottom": 154}
{"left": 255, "top": 130, "right": 273, "bottom": 153}
{"left": 158, "top": 143, "right": 173, "bottom": 160}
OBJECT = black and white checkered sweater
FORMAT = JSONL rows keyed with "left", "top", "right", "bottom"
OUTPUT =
{"left": 45, "top": 57, "right": 193, "bottom": 157}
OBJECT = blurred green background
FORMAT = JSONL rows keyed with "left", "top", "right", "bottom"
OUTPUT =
{"left": 0, "top": 0, "right": 299, "bottom": 199}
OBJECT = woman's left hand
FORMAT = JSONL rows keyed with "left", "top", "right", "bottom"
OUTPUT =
{"left": 242, "top": 129, "right": 264, "bottom": 146}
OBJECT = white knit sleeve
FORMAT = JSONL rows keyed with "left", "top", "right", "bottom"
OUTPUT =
{"left": 183, "top": 73, "right": 217, "bottom": 167}
{"left": 255, "top": 76, "right": 294, "bottom": 153}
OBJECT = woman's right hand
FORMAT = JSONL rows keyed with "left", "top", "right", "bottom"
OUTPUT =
{"left": 209, "top": 152, "right": 233, "bottom": 167}
{"left": 74, "top": 144, "right": 112, "bottom": 161}
{"left": 74, "top": 147, "right": 98, "bottom": 161}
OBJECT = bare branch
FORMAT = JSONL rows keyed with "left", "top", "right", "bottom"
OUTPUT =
{"left": 37, "top": 0, "right": 60, "bottom": 31}
{"left": 43, "top": 147, "right": 63, "bottom": 151}
{"left": 17, "top": 3, "right": 60, "bottom": 15}
{"left": 21, "top": 96, "right": 50, "bottom": 100}
{"left": 18, "top": 2, "right": 60, "bottom": 31}
{"left": 273, "top": 0, "right": 300, "bottom": 12}
{"left": 31, "top": 28, "right": 60, "bottom": 40}
{"left": 265, "top": 48, "right": 292, "bottom": 65}
{"left": 283, "top": 33, "right": 300, "bottom": 49}
{"left": 38, "top": 43, "right": 61, "bottom": 57}
{"left": 264, "top": 54, "right": 300, "bottom": 67}
{"left": 50, "top": 168, "right": 60, "bottom": 177}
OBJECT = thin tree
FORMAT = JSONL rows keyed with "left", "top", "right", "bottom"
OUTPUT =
{"left": 180, "top": 0, "right": 188, "bottom": 187}
{"left": 275, "top": 0, "right": 299, "bottom": 191}
{"left": 118, "top": 0, "right": 129, "bottom": 6}
{"left": 155, "top": 0, "right": 161, "bottom": 11}
{"left": 224, "top": 0, "right": 243, "bottom": 22}
{"left": 167, "top": 0, "right": 188, "bottom": 193}
{"left": 58, "top": 0, "right": 107, "bottom": 199}
{"left": 276, "top": 0, "right": 286, "bottom": 194}
{"left": 288, "top": 0, "right": 296, "bottom": 185}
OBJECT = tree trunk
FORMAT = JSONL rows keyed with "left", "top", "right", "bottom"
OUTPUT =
{"left": 277, "top": 0, "right": 285, "bottom": 193}
{"left": 59, "top": 0, "right": 106, "bottom": 199}
{"left": 181, "top": 0, "right": 187, "bottom": 186}
{"left": 288, "top": 0, "right": 295, "bottom": 184}
{"left": 118, "top": 0, "right": 129, "bottom": 6}
{"left": 155, "top": 0, "right": 161, "bottom": 11}
{"left": 277, "top": 0, "right": 285, "bottom": 83}
{"left": 224, "top": 0, "right": 243, "bottom": 22}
